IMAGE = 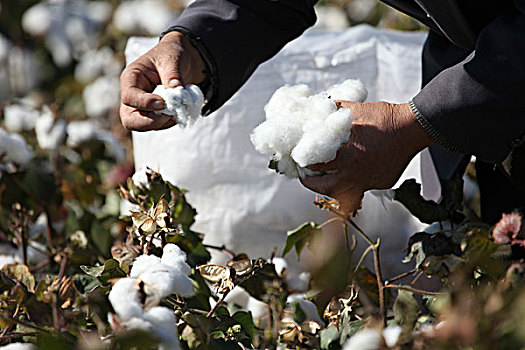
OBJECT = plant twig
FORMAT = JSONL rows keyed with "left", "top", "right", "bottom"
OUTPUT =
{"left": 206, "top": 291, "right": 230, "bottom": 318}
{"left": 385, "top": 268, "right": 418, "bottom": 284}
{"left": 384, "top": 284, "right": 445, "bottom": 296}
{"left": 203, "top": 244, "right": 235, "bottom": 259}
{"left": 353, "top": 245, "right": 374, "bottom": 273}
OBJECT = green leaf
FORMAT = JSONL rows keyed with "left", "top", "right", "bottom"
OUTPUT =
{"left": 320, "top": 325, "right": 340, "bottom": 349}
{"left": 393, "top": 289, "right": 420, "bottom": 330}
{"left": 80, "top": 258, "right": 126, "bottom": 284}
{"left": 282, "top": 221, "right": 321, "bottom": 259}
{"left": 340, "top": 319, "right": 363, "bottom": 345}
{"left": 232, "top": 311, "right": 255, "bottom": 340}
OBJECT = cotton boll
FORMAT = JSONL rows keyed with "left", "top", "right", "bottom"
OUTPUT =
{"left": 113, "top": 0, "right": 179, "bottom": 36}
{"left": 108, "top": 277, "right": 143, "bottom": 321}
{"left": 0, "top": 34, "right": 11, "bottom": 62}
{"left": 75, "top": 47, "right": 122, "bottom": 84}
{"left": 343, "top": 328, "right": 381, "bottom": 350}
{"left": 287, "top": 271, "right": 310, "bottom": 292}
{"left": 382, "top": 325, "right": 402, "bottom": 348}
{"left": 82, "top": 76, "right": 120, "bottom": 118}
{"left": 251, "top": 115, "right": 303, "bottom": 158}
{"left": 292, "top": 124, "right": 338, "bottom": 167}
{"left": 142, "top": 307, "right": 180, "bottom": 347}
{"left": 3, "top": 99, "right": 40, "bottom": 132}
{"left": 313, "top": 5, "right": 350, "bottom": 30}
{"left": 324, "top": 108, "right": 354, "bottom": 142}
{"left": 130, "top": 254, "right": 162, "bottom": 278}
{"left": 22, "top": 3, "right": 53, "bottom": 36}
{"left": 251, "top": 79, "right": 367, "bottom": 178}
{"left": 139, "top": 264, "right": 195, "bottom": 298}
{"left": 0, "top": 128, "right": 33, "bottom": 166}
{"left": 264, "top": 84, "right": 313, "bottom": 120}
{"left": 152, "top": 85, "right": 204, "bottom": 127}
{"left": 35, "top": 107, "right": 66, "bottom": 150}
{"left": 272, "top": 257, "right": 287, "bottom": 277}
{"left": 0, "top": 343, "right": 38, "bottom": 350}
{"left": 66, "top": 120, "right": 125, "bottom": 161}
{"left": 287, "top": 294, "right": 324, "bottom": 325}
{"left": 326, "top": 79, "right": 367, "bottom": 102}
{"left": 161, "top": 244, "right": 192, "bottom": 276}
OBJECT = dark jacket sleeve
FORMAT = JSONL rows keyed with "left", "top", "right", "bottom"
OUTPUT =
{"left": 165, "top": 0, "right": 317, "bottom": 114}
{"left": 411, "top": 0, "right": 525, "bottom": 164}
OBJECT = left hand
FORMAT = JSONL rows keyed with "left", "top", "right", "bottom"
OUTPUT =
{"left": 300, "top": 101, "right": 435, "bottom": 214}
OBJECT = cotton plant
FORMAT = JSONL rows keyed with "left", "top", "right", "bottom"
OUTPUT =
{"left": 251, "top": 79, "right": 367, "bottom": 178}
{"left": 108, "top": 244, "right": 193, "bottom": 350}
{"left": 152, "top": 85, "right": 205, "bottom": 127}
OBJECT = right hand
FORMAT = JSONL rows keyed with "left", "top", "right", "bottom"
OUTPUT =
{"left": 119, "top": 31, "right": 206, "bottom": 131}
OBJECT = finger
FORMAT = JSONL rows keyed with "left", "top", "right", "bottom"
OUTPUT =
{"left": 157, "top": 56, "right": 184, "bottom": 88}
{"left": 121, "top": 87, "right": 166, "bottom": 111}
{"left": 299, "top": 172, "right": 340, "bottom": 197}
{"left": 306, "top": 158, "right": 340, "bottom": 172}
{"left": 338, "top": 191, "right": 364, "bottom": 214}
{"left": 120, "top": 104, "right": 176, "bottom": 131}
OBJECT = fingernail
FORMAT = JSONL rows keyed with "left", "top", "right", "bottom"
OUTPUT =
{"left": 168, "top": 79, "right": 181, "bottom": 88}
{"left": 152, "top": 100, "right": 165, "bottom": 109}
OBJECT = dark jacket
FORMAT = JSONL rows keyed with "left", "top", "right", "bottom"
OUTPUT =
{"left": 167, "top": 0, "right": 525, "bottom": 172}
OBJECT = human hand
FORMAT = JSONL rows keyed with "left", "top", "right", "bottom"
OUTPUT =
{"left": 300, "top": 101, "right": 435, "bottom": 214}
{"left": 120, "top": 31, "right": 206, "bottom": 131}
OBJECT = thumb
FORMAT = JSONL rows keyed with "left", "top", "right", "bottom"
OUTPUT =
{"left": 157, "top": 60, "right": 184, "bottom": 89}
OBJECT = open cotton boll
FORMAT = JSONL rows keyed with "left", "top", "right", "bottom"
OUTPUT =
{"left": 161, "top": 244, "right": 192, "bottom": 276}
{"left": 0, "top": 128, "right": 33, "bottom": 166}
{"left": 287, "top": 294, "right": 324, "bottom": 326}
{"left": 35, "top": 107, "right": 66, "bottom": 150}
{"left": 343, "top": 328, "right": 381, "bottom": 350}
{"left": 108, "top": 277, "right": 143, "bottom": 321}
{"left": 0, "top": 343, "right": 38, "bottom": 350}
{"left": 130, "top": 254, "right": 162, "bottom": 278}
{"left": 3, "top": 99, "right": 40, "bottom": 132}
{"left": 264, "top": 84, "right": 314, "bottom": 119}
{"left": 139, "top": 264, "right": 195, "bottom": 298}
{"left": 142, "top": 307, "right": 180, "bottom": 347}
{"left": 152, "top": 85, "right": 204, "bottom": 127}
{"left": 325, "top": 79, "right": 368, "bottom": 102}
{"left": 251, "top": 79, "right": 366, "bottom": 178}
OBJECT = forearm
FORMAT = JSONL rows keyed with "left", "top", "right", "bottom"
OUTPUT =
{"left": 411, "top": 1, "right": 525, "bottom": 164}
{"left": 165, "top": 0, "right": 318, "bottom": 114}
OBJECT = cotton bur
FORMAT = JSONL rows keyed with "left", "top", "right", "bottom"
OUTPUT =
{"left": 250, "top": 79, "right": 367, "bottom": 178}
{"left": 152, "top": 84, "right": 205, "bottom": 127}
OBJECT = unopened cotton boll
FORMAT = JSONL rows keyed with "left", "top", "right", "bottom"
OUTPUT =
{"left": 152, "top": 85, "right": 204, "bottom": 127}
{"left": 251, "top": 79, "right": 367, "bottom": 178}
{"left": 108, "top": 277, "right": 143, "bottom": 321}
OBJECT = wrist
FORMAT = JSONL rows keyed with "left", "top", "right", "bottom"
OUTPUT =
{"left": 393, "top": 102, "right": 436, "bottom": 153}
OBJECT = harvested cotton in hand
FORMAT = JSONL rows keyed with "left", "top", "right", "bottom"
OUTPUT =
{"left": 152, "top": 84, "right": 204, "bottom": 127}
{"left": 250, "top": 79, "right": 367, "bottom": 178}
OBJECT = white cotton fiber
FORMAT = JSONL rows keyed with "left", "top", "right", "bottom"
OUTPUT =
{"left": 130, "top": 254, "right": 162, "bottom": 278}
{"left": 161, "top": 243, "right": 192, "bottom": 276}
{"left": 250, "top": 79, "right": 367, "bottom": 178}
{"left": 108, "top": 277, "right": 143, "bottom": 321}
{"left": 152, "top": 84, "right": 205, "bottom": 128}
